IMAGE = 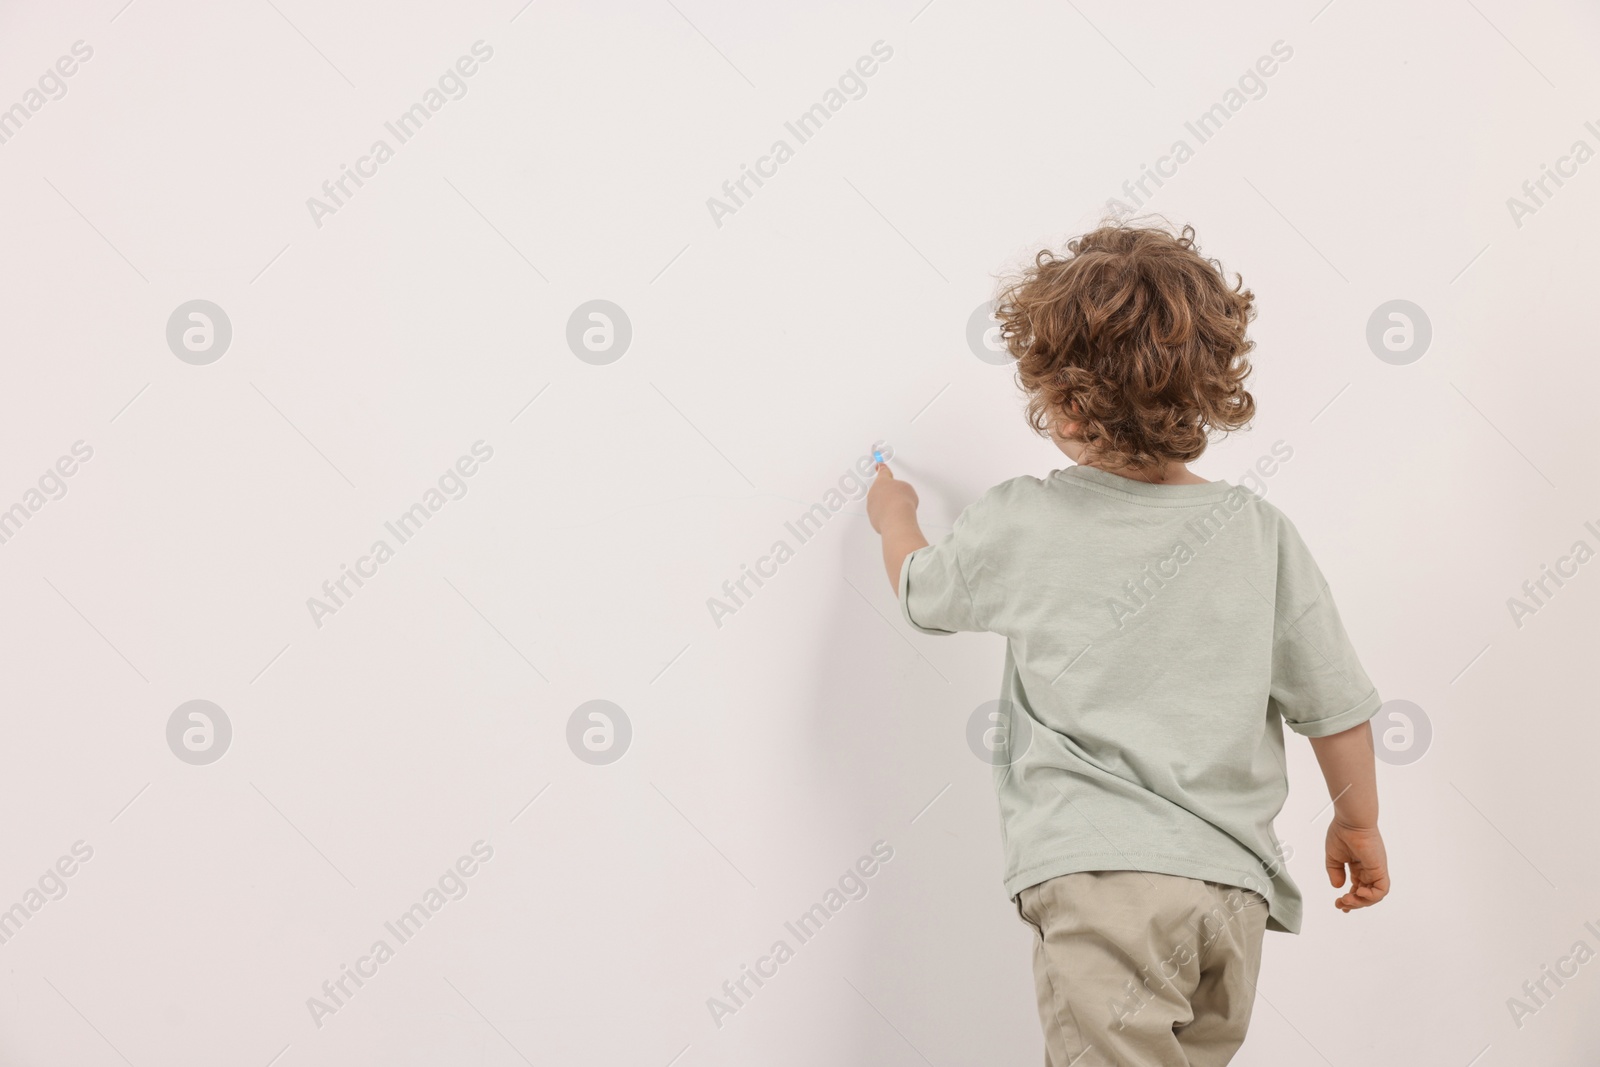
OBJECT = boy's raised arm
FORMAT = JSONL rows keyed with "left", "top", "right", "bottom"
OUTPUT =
{"left": 866, "top": 463, "right": 929, "bottom": 594}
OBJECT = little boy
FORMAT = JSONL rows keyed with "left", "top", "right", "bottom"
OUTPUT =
{"left": 866, "top": 222, "right": 1389, "bottom": 1066}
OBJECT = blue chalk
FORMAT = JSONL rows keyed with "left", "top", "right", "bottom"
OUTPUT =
{"left": 873, "top": 450, "right": 884, "bottom": 464}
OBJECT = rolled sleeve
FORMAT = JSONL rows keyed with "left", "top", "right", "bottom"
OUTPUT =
{"left": 1287, "top": 687, "right": 1383, "bottom": 738}
{"left": 899, "top": 537, "right": 981, "bottom": 635}
{"left": 1271, "top": 583, "right": 1382, "bottom": 738}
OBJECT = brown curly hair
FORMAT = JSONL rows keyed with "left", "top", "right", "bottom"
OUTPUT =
{"left": 993, "top": 219, "right": 1257, "bottom": 473}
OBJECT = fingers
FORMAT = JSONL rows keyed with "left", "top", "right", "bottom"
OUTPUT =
{"left": 1355, "top": 867, "right": 1390, "bottom": 905}
{"left": 1334, "top": 865, "right": 1390, "bottom": 911}
{"left": 874, "top": 462, "right": 894, "bottom": 478}
{"left": 1325, "top": 854, "right": 1346, "bottom": 888}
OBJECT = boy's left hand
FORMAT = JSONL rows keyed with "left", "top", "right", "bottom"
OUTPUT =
{"left": 1325, "top": 820, "right": 1390, "bottom": 912}
{"left": 866, "top": 463, "right": 919, "bottom": 533}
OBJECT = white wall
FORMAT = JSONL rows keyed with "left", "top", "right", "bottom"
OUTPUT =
{"left": 1, "top": 0, "right": 1597, "bottom": 1063}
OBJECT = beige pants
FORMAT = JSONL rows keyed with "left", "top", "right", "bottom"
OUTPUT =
{"left": 1015, "top": 871, "right": 1268, "bottom": 1067}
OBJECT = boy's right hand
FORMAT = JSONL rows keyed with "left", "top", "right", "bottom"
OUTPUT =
{"left": 866, "top": 463, "right": 919, "bottom": 534}
{"left": 1325, "top": 821, "right": 1389, "bottom": 912}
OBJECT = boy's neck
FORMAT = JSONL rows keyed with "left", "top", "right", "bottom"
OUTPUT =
{"left": 1081, "top": 458, "right": 1210, "bottom": 486}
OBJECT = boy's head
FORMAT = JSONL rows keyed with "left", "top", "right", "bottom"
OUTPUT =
{"left": 994, "top": 220, "right": 1257, "bottom": 473}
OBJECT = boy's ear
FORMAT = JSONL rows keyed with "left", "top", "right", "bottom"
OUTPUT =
{"left": 1056, "top": 399, "right": 1084, "bottom": 438}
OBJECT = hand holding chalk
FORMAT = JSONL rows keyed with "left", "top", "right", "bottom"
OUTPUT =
{"left": 866, "top": 451, "right": 919, "bottom": 532}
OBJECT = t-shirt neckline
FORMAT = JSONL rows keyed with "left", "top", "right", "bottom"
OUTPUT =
{"left": 1054, "top": 463, "right": 1236, "bottom": 502}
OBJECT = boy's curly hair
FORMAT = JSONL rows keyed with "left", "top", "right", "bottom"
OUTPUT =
{"left": 993, "top": 219, "right": 1257, "bottom": 473}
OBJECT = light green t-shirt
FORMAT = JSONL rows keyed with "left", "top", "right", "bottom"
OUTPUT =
{"left": 898, "top": 463, "right": 1381, "bottom": 934}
